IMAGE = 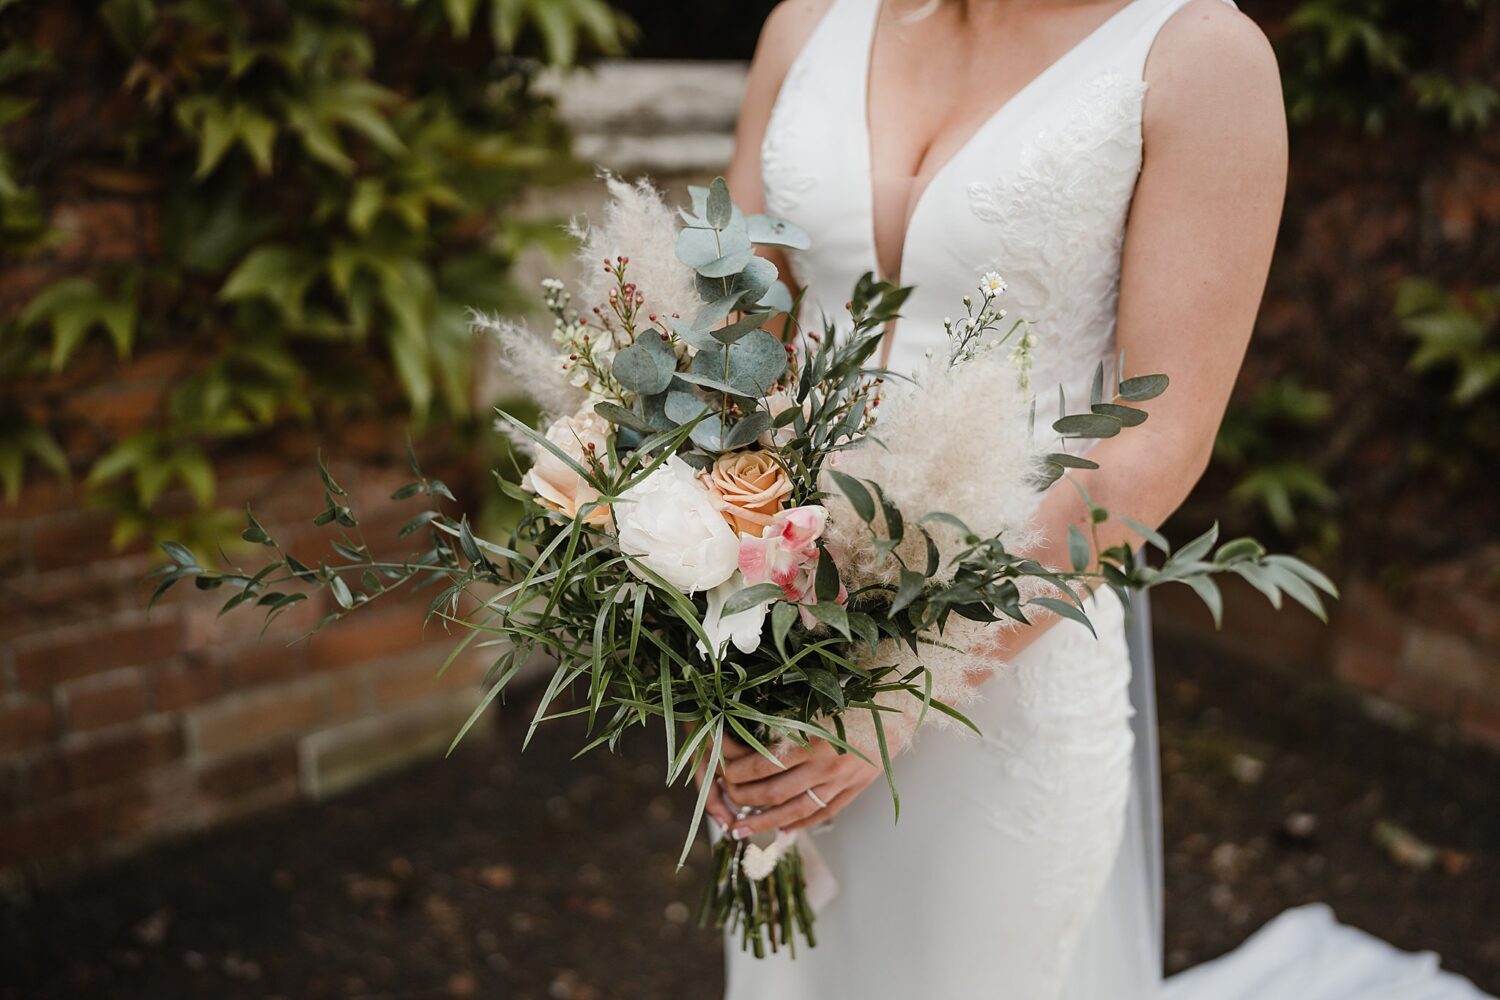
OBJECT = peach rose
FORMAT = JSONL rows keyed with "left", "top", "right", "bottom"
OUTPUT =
{"left": 522, "top": 410, "right": 613, "bottom": 527}
{"left": 700, "top": 450, "right": 793, "bottom": 536}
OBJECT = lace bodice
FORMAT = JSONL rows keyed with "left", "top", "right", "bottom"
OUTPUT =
{"left": 761, "top": 0, "right": 1232, "bottom": 406}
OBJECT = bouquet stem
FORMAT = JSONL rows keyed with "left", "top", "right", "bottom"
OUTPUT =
{"left": 699, "top": 836, "right": 817, "bottom": 957}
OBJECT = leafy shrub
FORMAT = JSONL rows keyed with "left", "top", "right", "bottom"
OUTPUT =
{"left": 0, "top": 0, "right": 630, "bottom": 547}
{"left": 1281, "top": 0, "right": 1499, "bottom": 133}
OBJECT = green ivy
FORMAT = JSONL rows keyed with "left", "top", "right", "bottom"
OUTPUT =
{"left": 1282, "top": 0, "right": 1499, "bottom": 133}
{"left": 0, "top": 0, "right": 631, "bottom": 549}
{"left": 1214, "top": 377, "right": 1339, "bottom": 545}
{"left": 1396, "top": 278, "right": 1500, "bottom": 406}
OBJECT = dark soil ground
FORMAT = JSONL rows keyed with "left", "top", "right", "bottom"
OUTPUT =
{"left": 3, "top": 635, "right": 1498, "bottom": 1000}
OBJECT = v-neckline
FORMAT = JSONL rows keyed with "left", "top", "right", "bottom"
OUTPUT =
{"left": 860, "top": 0, "right": 1142, "bottom": 291}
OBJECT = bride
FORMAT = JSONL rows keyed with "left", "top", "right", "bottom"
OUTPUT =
{"left": 692, "top": 1, "right": 1494, "bottom": 998}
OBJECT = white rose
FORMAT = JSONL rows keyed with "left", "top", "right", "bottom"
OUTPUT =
{"left": 697, "top": 571, "right": 770, "bottom": 659}
{"left": 616, "top": 456, "right": 740, "bottom": 594}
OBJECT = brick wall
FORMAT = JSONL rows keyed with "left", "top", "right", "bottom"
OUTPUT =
{"left": 1153, "top": 556, "right": 1500, "bottom": 754}
{"left": 0, "top": 166, "right": 498, "bottom": 877}
{"left": 0, "top": 441, "right": 495, "bottom": 877}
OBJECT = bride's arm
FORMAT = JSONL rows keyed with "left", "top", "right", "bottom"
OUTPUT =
{"left": 722, "top": 1, "right": 832, "bottom": 302}
{"left": 719, "top": 1, "right": 1289, "bottom": 835}
{"left": 965, "top": 0, "right": 1289, "bottom": 678}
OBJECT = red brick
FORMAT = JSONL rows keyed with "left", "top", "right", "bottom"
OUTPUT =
{"left": 197, "top": 742, "right": 300, "bottom": 801}
{"left": 369, "top": 652, "right": 477, "bottom": 709}
{"left": 61, "top": 668, "right": 149, "bottom": 731}
{"left": 1332, "top": 580, "right": 1405, "bottom": 656}
{"left": 1333, "top": 640, "right": 1400, "bottom": 695}
{"left": 0, "top": 784, "right": 150, "bottom": 869}
{"left": 51, "top": 200, "right": 148, "bottom": 263}
{"left": 59, "top": 378, "right": 170, "bottom": 441}
{"left": 0, "top": 558, "right": 141, "bottom": 642}
{"left": 1, "top": 476, "right": 78, "bottom": 526}
{"left": 153, "top": 661, "right": 225, "bottom": 712}
{"left": 221, "top": 639, "right": 310, "bottom": 690}
{"left": 1386, "top": 676, "right": 1464, "bottom": 721}
{"left": 188, "top": 683, "right": 329, "bottom": 757}
{"left": 1459, "top": 697, "right": 1500, "bottom": 753}
{"left": 0, "top": 523, "right": 27, "bottom": 577}
{"left": 29, "top": 510, "right": 148, "bottom": 573}
{"left": 306, "top": 605, "right": 433, "bottom": 672}
{"left": 14, "top": 615, "right": 180, "bottom": 691}
{"left": 329, "top": 674, "right": 365, "bottom": 720}
{"left": 37, "top": 720, "right": 185, "bottom": 799}
{"left": 1399, "top": 627, "right": 1493, "bottom": 693}
{"left": 0, "top": 697, "right": 57, "bottom": 753}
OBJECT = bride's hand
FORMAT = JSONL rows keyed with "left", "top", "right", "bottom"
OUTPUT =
{"left": 718, "top": 731, "right": 906, "bottom": 837}
{"left": 692, "top": 732, "right": 753, "bottom": 834}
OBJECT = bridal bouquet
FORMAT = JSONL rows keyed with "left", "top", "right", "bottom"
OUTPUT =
{"left": 152, "top": 176, "right": 1336, "bottom": 957}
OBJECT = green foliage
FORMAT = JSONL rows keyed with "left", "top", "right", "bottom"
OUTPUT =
{"left": 1395, "top": 277, "right": 1500, "bottom": 406}
{"left": 0, "top": 0, "right": 627, "bottom": 543}
{"left": 1282, "top": 0, "right": 1499, "bottom": 133}
{"left": 1214, "top": 377, "right": 1340, "bottom": 540}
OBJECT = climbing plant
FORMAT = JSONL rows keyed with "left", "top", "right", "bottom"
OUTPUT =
{"left": 0, "top": 0, "right": 631, "bottom": 547}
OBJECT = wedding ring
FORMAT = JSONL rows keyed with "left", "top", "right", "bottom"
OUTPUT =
{"left": 805, "top": 788, "right": 828, "bottom": 809}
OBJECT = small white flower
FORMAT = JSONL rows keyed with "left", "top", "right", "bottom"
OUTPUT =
{"left": 540, "top": 277, "right": 565, "bottom": 291}
{"left": 980, "top": 271, "right": 1008, "bottom": 295}
{"left": 697, "top": 571, "right": 771, "bottom": 659}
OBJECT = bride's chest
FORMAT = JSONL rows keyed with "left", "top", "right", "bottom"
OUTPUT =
{"left": 762, "top": 63, "right": 1151, "bottom": 342}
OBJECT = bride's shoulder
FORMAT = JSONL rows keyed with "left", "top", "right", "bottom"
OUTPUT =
{"left": 749, "top": 1, "right": 836, "bottom": 84}
{"left": 1143, "top": 1, "right": 1285, "bottom": 144}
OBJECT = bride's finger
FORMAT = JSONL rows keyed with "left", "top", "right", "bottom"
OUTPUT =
{"left": 729, "top": 784, "right": 834, "bottom": 839}
{"left": 721, "top": 762, "right": 824, "bottom": 809}
{"left": 693, "top": 761, "right": 736, "bottom": 832}
{"left": 782, "top": 786, "right": 857, "bottom": 832}
{"left": 720, "top": 735, "right": 754, "bottom": 760}
{"left": 720, "top": 743, "right": 810, "bottom": 784}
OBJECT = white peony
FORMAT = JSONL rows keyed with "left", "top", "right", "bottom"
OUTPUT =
{"left": 616, "top": 456, "right": 740, "bottom": 594}
{"left": 697, "top": 571, "right": 771, "bottom": 659}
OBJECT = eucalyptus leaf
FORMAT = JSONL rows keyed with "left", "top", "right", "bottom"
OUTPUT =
{"left": 747, "top": 213, "right": 812, "bottom": 250}
{"left": 1053, "top": 413, "right": 1122, "bottom": 438}
{"left": 722, "top": 411, "right": 771, "bottom": 449}
{"left": 663, "top": 390, "right": 710, "bottom": 426}
{"left": 1090, "top": 402, "right": 1147, "bottom": 427}
{"left": 612, "top": 340, "right": 674, "bottom": 395}
{"left": 706, "top": 176, "right": 733, "bottom": 229}
{"left": 1118, "top": 373, "right": 1170, "bottom": 402}
{"left": 758, "top": 280, "right": 795, "bottom": 313}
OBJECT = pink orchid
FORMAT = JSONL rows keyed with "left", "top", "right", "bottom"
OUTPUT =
{"left": 738, "top": 505, "right": 847, "bottom": 625}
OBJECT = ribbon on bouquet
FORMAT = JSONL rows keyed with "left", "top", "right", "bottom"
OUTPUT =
{"left": 715, "top": 789, "right": 840, "bottom": 909}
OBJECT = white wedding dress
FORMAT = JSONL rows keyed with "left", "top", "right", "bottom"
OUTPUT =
{"left": 724, "top": 0, "right": 1495, "bottom": 997}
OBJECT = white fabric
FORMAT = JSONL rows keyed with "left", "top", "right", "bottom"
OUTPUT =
{"left": 732, "top": 0, "right": 1497, "bottom": 997}
{"left": 1162, "top": 905, "right": 1492, "bottom": 1000}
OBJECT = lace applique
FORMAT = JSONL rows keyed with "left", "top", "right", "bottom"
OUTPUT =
{"left": 967, "top": 70, "right": 1149, "bottom": 402}
{"left": 760, "top": 58, "right": 818, "bottom": 217}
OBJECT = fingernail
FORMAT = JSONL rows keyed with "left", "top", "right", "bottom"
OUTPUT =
{"left": 731, "top": 826, "right": 750, "bottom": 841}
